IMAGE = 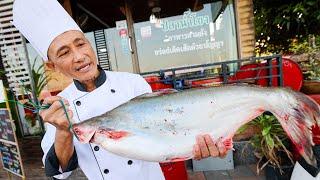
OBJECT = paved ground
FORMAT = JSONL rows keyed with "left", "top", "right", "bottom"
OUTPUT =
{"left": 0, "top": 163, "right": 265, "bottom": 180}
{"left": 0, "top": 137, "right": 266, "bottom": 180}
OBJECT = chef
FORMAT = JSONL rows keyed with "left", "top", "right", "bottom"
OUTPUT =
{"left": 291, "top": 127, "right": 320, "bottom": 180}
{"left": 12, "top": 0, "right": 229, "bottom": 179}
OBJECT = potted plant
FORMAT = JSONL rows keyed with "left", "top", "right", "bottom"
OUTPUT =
{"left": 300, "top": 50, "right": 320, "bottom": 94}
{"left": 288, "top": 36, "right": 320, "bottom": 94}
{"left": 241, "top": 113, "right": 295, "bottom": 179}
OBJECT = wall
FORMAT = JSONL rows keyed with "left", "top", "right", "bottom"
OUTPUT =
{"left": 235, "top": 0, "right": 255, "bottom": 58}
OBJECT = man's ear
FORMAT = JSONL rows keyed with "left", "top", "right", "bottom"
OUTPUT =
{"left": 45, "top": 60, "right": 55, "bottom": 71}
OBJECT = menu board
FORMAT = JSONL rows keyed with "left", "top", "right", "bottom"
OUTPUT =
{"left": 0, "top": 109, "right": 24, "bottom": 178}
{"left": 0, "top": 110, "right": 15, "bottom": 142}
{"left": 0, "top": 141, "right": 23, "bottom": 177}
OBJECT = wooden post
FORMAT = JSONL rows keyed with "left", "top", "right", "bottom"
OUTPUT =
{"left": 7, "top": 172, "right": 12, "bottom": 180}
{"left": 62, "top": 0, "right": 73, "bottom": 17}
{"left": 124, "top": 1, "right": 141, "bottom": 73}
{"left": 234, "top": 0, "right": 255, "bottom": 58}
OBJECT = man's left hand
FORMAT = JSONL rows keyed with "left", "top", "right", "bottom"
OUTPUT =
{"left": 193, "top": 134, "right": 228, "bottom": 160}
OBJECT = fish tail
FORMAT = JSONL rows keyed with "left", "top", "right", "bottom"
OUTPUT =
{"left": 268, "top": 89, "right": 320, "bottom": 167}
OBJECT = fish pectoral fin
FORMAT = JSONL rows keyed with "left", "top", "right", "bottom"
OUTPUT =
{"left": 76, "top": 130, "right": 96, "bottom": 144}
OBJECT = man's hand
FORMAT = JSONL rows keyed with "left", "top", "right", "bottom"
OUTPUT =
{"left": 39, "top": 96, "right": 73, "bottom": 132}
{"left": 193, "top": 134, "right": 228, "bottom": 160}
{"left": 40, "top": 96, "right": 75, "bottom": 171}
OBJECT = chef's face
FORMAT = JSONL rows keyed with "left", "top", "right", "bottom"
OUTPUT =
{"left": 47, "top": 30, "right": 99, "bottom": 82}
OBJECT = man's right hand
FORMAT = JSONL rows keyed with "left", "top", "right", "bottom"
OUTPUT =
{"left": 40, "top": 96, "right": 76, "bottom": 171}
{"left": 39, "top": 96, "right": 73, "bottom": 132}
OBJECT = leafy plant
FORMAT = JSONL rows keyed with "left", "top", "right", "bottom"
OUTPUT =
{"left": 254, "top": 0, "right": 320, "bottom": 54}
{"left": 241, "top": 113, "right": 294, "bottom": 174}
{"left": 23, "top": 57, "right": 53, "bottom": 98}
{"left": 20, "top": 57, "right": 55, "bottom": 129}
{"left": 300, "top": 51, "right": 320, "bottom": 80}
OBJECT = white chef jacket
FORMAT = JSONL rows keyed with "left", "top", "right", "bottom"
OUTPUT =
{"left": 41, "top": 70, "right": 165, "bottom": 180}
{"left": 291, "top": 162, "right": 320, "bottom": 180}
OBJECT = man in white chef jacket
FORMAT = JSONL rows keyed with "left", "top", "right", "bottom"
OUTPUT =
{"left": 12, "top": 0, "right": 230, "bottom": 179}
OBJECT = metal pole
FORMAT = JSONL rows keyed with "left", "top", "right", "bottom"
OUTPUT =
{"left": 124, "top": 0, "right": 141, "bottom": 73}
{"left": 267, "top": 58, "right": 273, "bottom": 87}
{"left": 22, "top": 38, "right": 45, "bottom": 135}
{"left": 222, "top": 63, "right": 228, "bottom": 84}
{"left": 278, "top": 56, "right": 284, "bottom": 86}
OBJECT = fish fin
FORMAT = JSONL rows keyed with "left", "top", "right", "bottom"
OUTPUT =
{"left": 270, "top": 91, "right": 320, "bottom": 167}
{"left": 137, "top": 89, "right": 179, "bottom": 98}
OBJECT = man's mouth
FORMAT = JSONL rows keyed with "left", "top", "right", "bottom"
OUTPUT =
{"left": 76, "top": 63, "right": 91, "bottom": 72}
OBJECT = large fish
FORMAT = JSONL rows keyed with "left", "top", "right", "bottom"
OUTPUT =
{"left": 72, "top": 85, "right": 320, "bottom": 166}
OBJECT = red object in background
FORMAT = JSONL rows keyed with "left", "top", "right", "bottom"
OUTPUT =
{"left": 230, "top": 58, "right": 303, "bottom": 91}
{"left": 256, "top": 58, "right": 303, "bottom": 91}
{"left": 119, "top": 29, "right": 128, "bottom": 38}
{"left": 144, "top": 76, "right": 173, "bottom": 90}
{"left": 233, "top": 63, "right": 260, "bottom": 81}
{"left": 160, "top": 162, "right": 188, "bottom": 180}
{"left": 144, "top": 75, "right": 188, "bottom": 180}
{"left": 190, "top": 77, "right": 223, "bottom": 87}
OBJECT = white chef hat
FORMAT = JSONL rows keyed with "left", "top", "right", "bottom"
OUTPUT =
{"left": 12, "top": 0, "right": 82, "bottom": 61}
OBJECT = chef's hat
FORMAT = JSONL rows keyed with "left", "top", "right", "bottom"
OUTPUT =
{"left": 12, "top": 0, "right": 82, "bottom": 61}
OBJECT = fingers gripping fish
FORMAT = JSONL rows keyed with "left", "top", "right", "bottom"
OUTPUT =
{"left": 72, "top": 85, "right": 320, "bottom": 166}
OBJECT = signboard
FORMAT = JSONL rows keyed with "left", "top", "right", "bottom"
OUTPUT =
{"left": 0, "top": 109, "right": 25, "bottom": 178}
{"left": 116, "top": 20, "right": 127, "bottom": 30}
{"left": 140, "top": 26, "right": 152, "bottom": 38}
{"left": 0, "top": 141, "right": 23, "bottom": 176}
{"left": 0, "top": 80, "right": 5, "bottom": 103}
{"left": 0, "top": 110, "right": 15, "bottom": 142}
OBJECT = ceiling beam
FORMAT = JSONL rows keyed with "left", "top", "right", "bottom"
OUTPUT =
{"left": 77, "top": 3, "right": 111, "bottom": 28}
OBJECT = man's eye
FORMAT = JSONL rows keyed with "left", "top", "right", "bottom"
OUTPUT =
{"left": 78, "top": 42, "right": 85, "bottom": 47}
{"left": 59, "top": 51, "right": 69, "bottom": 57}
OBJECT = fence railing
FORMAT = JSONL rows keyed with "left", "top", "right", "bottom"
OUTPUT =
{"left": 141, "top": 55, "right": 284, "bottom": 90}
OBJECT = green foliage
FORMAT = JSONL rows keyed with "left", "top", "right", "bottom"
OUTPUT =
{"left": 241, "top": 113, "right": 294, "bottom": 174}
{"left": 289, "top": 35, "right": 320, "bottom": 54}
{"left": 288, "top": 35, "right": 320, "bottom": 80}
{"left": 23, "top": 58, "right": 52, "bottom": 98}
{"left": 0, "top": 69, "right": 4, "bottom": 77}
{"left": 300, "top": 51, "right": 320, "bottom": 80}
{"left": 289, "top": 41, "right": 312, "bottom": 55}
{"left": 254, "top": 0, "right": 320, "bottom": 54}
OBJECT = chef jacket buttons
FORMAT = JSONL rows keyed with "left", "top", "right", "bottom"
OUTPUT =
{"left": 94, "top": 146, "right": 99, "bottom": 151}
{"left": 127, "top": 160, "right": 133, "bottom": 165}
{"left": 76, "top": 101, "right": 81, "bottom": 106}
{"left": 111, "top": 89, "right": 116, "bottom": 93}
{"left": 104, "top": 169, "right": 109, "bottom": 174}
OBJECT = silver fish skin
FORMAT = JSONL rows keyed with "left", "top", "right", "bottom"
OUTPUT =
{"left": 72, "top": 85, "right": 320, "bottom": 166}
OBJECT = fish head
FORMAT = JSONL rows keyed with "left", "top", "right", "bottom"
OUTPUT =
{"left": 72, "top": 123, "right": 97, "bottom": 143}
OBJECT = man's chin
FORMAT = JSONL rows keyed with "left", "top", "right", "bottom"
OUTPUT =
{"left": 76, "top": 69, "right": 99, "bottom": 80}
{"left": 76, "top": 73, "right": 98, "bottom": 82}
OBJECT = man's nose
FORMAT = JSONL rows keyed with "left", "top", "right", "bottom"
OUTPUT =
{"left": 73, "top": 49, "right": 85, "bottom": 62}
